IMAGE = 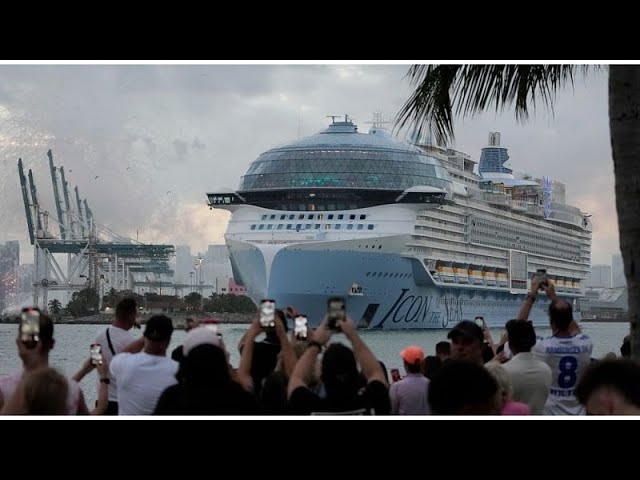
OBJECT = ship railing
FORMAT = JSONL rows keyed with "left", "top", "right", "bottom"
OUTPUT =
{"left": 482, "top": 192, "right": 512, "bottom": 206}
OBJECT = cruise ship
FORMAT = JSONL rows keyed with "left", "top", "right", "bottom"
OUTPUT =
{"left": 206, "top": 117, "right": 592, "bottom": 329}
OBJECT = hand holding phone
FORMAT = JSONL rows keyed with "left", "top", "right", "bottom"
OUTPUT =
{"left": 474, "top": 316, "right": 484, "bottom": 328}
{"left": 259, "top": 299, "right": 276, "bottom": 328}
{"left": 90, "top": 344, "right": 103, "bottom": 365}
{"left": 294, "top": 315, "right": 308, "bottom": 340}
{"left": 327, "top": 297, "right": 346, "bottom": 331}
{"left": 535, "top": 269, "right": 548, "bottom": 290}
{"left": 391, "top": 368, "right": 402, "bottom": 382}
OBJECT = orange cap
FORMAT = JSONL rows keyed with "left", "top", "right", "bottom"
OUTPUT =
{"left": 400, "top": 345, "right": 425, "bottom": 364}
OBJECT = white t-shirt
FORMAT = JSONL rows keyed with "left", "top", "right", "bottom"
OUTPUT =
{"left": 109, "top": 352, "right": 178, "bottom": 415}
{"left": 94, "top": 326, "right": 135, "bottom": 401}
{"left": 533, "top": 333, "right": 593, "bottom": 416}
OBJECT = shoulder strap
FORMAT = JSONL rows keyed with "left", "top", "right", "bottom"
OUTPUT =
{"left": 105, "top": 327, "right": 116, "bottom": 356}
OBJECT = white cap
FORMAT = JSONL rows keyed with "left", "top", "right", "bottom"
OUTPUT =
{"left": 182, "top": 325, "right": 223, "bottom": 356}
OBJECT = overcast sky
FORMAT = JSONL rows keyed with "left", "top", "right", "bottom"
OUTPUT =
{"left": 0, "top": 63, "right": 616, "bottom": 267}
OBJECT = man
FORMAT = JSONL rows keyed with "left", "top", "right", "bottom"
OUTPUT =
{"left": 447, "top": 320, "right": 485, "bottom": 366}
{"left": 0, "top": 308, "right": 89, "bottom": 415}
{"left": 518, "top": 278, "right": 593, "bottom": 415}
{"left": 423, "top": 341, "right": 450, "bottom": 379}
{"left": 390, "top": 345, "right": 430, "bottom": 415}
{"left": 575, "top": 359, "right": 640, "bottom": 415}
{"left": 171, "top": 317, "right": 199, "bottom": 363}
{"left": 501, "top": 320, "right": 552, "bottom": 415}
{"left": 73, "top": 298, "right": 139, "bottom": 415}
{"left": 109, "top": 315, "right": 179, "bottom": 415}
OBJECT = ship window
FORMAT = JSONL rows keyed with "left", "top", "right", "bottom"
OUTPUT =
{"left": 325, "top": 224, "right": 331, "bottom": 229}
{"left": 357, "top": 224, "right": 364, "bottom": 230}
{"left": 298, "top": 214, "right": 305, "bottom": 220}
{"left": 315, "top": 224, "right": 321, "bottom": 230}
{"left": 280, "top": 215, "right": 286, "bottom": 220}
{"left": 270, "top": 215, "right": 275, "bottom": 220}
{"left": 308, "top": 214, "right": 314, "bottom": 219}
{"left": 277, "top": 224, "right": 283, "bottom": 230}
{"left": 368, "top": 224, "right": 374, "bottom": 230}
{"left": 250, "top": 225, "right": 256, "bottom": 230}
{"left": 296, "top": 224, "right": 302, "bottom": 230}
{"left": 261, "top": 215, "right": 267, "bottom": 220}
{"left": 350, "top": 214, "right": 356, "bottom": 220}
{"left": 360, "top": 214, "right": 366, "bottom": 220}
{"left": 335, "top": 224, "right": 341, "bottom": 230}
{"left": 286, "top": 224, "right": 292, "bottom": 230}
{"left": 267, "top": 224, "right": 273, "bottom": 230}
{"left": 289, "top": 215, "right": 295, "bottom": 220}
{"left": 259, "top": 225, "right": 265, "bottom": 230}
{"left": 305, "top": 224, "right": 311, "bottom": 229}
{"left": 347, "top": 224, "right": 354, "bottom": 230}
{"left": 328, "top": 214, "right": 334, "bottom": 220}
{"left": 318, "top": 214, "right": 324, "bottom": 220}
{"left": 338, "top": 214, "right": 344, "bottom": 220}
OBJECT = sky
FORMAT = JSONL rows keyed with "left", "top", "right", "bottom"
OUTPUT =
{"left": 0, "top": 63, "right": 617, "bottom": 267}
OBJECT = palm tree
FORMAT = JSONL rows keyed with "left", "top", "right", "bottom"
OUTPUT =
{"left": 396, "top": 65, "right": 640, "bottom": 357}
{"left": 48, "top": 298, "right": 63, "bottom": 320}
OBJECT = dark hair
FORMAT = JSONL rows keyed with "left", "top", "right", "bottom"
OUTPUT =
{"left": 505, "top": 319, "right": 536, "bottom": 353}
{"left": 575, "top": 359, "right": 640, "bottom": 408}
{"left": 549, "top": 300, "right": 573, "bottom": 331}
{"left": 321, "top": 343, "right": 362, "bottom": 397}
{"left": 428, "top": 360, "right": 499, "bottom": 415}
{"left": 481, "top": 343, "right": 495, "bottom": 363}
{"left": 435, "top": 341, "right": 451, "bottom": 356}
{"left": 620, "top": 335, "right": 631, "bottom": 358}
{"left": 116, "top": 298, "right": 137, "bottom": 320}
{"left": 178, "top": 343, "right": 231, "bottom": 387}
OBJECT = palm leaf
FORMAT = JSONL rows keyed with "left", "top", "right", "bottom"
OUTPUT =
{"left": 395, "top": 64, "right": 593, "bottom": 146}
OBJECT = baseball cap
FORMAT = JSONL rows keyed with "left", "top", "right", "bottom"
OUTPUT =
{"left": 143, "top": 315, "right": 174, "bottom": 342}
{"left": 400, "top": 345, "right": 425, "bottom": 364}
{"left": 447, "top": 320, "right": 483, "bottom": 342}
{"left": 182, "top": 325, "right": 223, "bottom": 356}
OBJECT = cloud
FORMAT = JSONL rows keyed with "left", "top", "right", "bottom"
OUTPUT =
{"left": 0, "top": 64, "right": 617, "bottom": 269}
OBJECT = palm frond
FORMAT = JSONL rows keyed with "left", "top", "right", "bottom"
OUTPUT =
{"left": 395, "top": 64, "right": 590, "bottom": 146}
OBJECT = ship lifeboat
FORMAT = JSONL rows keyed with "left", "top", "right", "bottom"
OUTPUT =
{"left": 483, "top": 267, "right": 497, "bottom": 286}
{"left": 454, "top": 263, "right": 470, "bottom": 284}
{"left": 437, "top": 261, "right": 455, "bottom": 283}
{"left": 496, "top": 268, "right": 508, "bottom": 288}
{"left": 348, "top": 282, "right": 364, "bottom": 296}
{"left": 468, "top": 265, "right": 484, "bottom": 285}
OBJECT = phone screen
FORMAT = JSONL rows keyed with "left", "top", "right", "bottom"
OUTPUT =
{"left": 90, "top": 344, "right": 103, "bottom": 365}
{"left": 474, "top": 317, "right": 484, "bottom": 327}
{"left": 391, "top": 368, "right": 401, "bottom": 382}
{"left": 260, "top": 299, "right": 276, "bottom": 328}
{"left": 327, "top": 297, "right": 345, "bottom": 330}
{"left": 294, "top": 315, "right": 308, "bottom": 340}
{"left": 20, "top": 309, "right": 40, "bottom": 346}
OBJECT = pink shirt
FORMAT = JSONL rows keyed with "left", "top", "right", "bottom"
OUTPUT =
{"left": 502, "top": 400, "right": 531, "bottom": 416}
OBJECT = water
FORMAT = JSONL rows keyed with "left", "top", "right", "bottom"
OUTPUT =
{"left": 0, "top": 322, "right": 629, "bottom": 409}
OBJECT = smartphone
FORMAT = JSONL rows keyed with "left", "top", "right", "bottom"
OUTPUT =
{"left": 327, "top": 297, "right": 346, "bottom": 331}
{"left": 294, "top": 315, "right": 308, "bottom": 340}
{"left": 536, "top": 268, "right": 549, "bottom": 289}
{"left": 90, "top": 344, "right": 103, "bottom": 365}
{"left": 390, "top": 368, "right": 402, "bottom": 382}
{"left": 20, "top": 308, "right": 40, "bottom": 346}
{"left": 259, "top": 299, "right": 276, "bottom": 328}
{"left": 474, "top": 316, "right": 484, "bottom": 328}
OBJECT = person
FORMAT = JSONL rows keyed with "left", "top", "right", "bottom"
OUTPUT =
{"left": 109, "top": 315, "right": 178, "bottom": 415}
{"left": 171, "top": 317, "right": 199, "bottom": 363}
{"left": 423, "top": 341, "right": 450, "bottom": 379}
{"left": 74, "top": 298, "right": 139, "bottom": 415}
{"left": 389, "top": 345, "right": 430, "bottom": 415}
{"left": 501, "top": 320, "right": 552, "bottom": 414}
{"left": 0, "top": 308, "right": 89, "bottom": 415}
{"left": 620, "top": 335, "right": 631, "bottom": 358}
{"left": 153, "top": 325, "right": 258, "bottom": 415}
{"left": 428, "top": 360, "right": 501, "bottom": 415}
{"left": 575, "top": 359, "right": 640, "bottom": 415}
{"left": 288, "top": 315, "right": 390, "bottom": 415}
{"left": 518, "top": 278, "right": 593, "bottom": 415}
{"left": 485, "top": 362, "right": 530, "bottom": 415}
{"left": 447, "top": 321, "right": 485, "bottom": 366}
{"left": 5, "top": 367, "right": 69, "bottom": 415}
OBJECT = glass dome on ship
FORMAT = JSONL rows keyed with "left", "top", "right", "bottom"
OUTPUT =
{"left": 210, "top": 116, "right": 452, "bottom": 211}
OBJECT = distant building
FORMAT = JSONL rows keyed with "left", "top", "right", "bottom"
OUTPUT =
{"left": 612, "top": 253, "right": 626, "bottom": 288}
{"left": 582, "top": 287, "right": 628, "bottom": 320}
{"left": 18, "top": 264, "right": 33, "bottom": 294}
{"left": 174, "top": 245, "right": 193, "bottom": 284}
{"left": 585, "top": 264, "right": 611, "bottom": 288}
{"left": 0, "top": 241, "right": 20, "bottom": 310}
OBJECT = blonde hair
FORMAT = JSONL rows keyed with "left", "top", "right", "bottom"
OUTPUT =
{"left": 485, "top": 362, "right": 513, "bottom": 400}
{"left": 23, "top": 367, "right": 69, "bottom": 415}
